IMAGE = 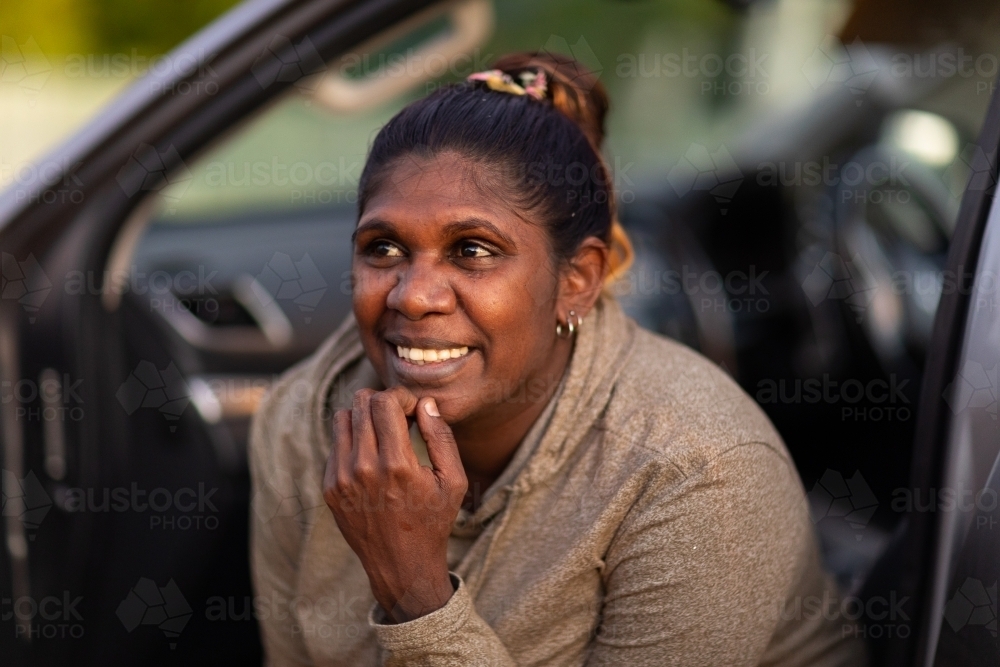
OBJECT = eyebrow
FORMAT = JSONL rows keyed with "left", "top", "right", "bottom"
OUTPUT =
{"left": 352, "top": 217, "right": 517, "bottom": 248}
{"left": 443, "top": 218, "right": 517, "bottom": 248}
{"left": 352, "top": 219, "right": 393, "bottom": 244}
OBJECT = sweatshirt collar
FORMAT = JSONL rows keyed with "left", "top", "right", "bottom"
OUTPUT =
{"left": 307, "top": 294, "right": 636, "bottom": 528}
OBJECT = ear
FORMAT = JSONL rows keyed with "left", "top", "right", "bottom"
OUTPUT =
{"left": 556, "top": 236, "right": 609, "bottom": 322}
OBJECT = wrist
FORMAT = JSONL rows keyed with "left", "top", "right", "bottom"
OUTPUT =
{"left": 372, "top": 567, "right": 455, "bottom": 623}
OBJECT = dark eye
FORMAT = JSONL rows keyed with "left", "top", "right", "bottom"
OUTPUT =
{"left": 372, "top": 240, "right": 404, "bottom": 257}
{"left": 457, "top": 242, "right": 493, "bottom": 258}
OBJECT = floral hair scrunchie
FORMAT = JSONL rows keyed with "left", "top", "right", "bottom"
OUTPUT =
{"left": 467, "top": 69, "right": 548, "bottom": 101}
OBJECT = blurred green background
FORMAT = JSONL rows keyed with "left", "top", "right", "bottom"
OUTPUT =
{"left": 1, "top": 0, "right": 241, "bottom": 55}
{"left": 1, "top": 0, "right": 853, "bottom": 199}
{"left": 0, "top": 0, "right": 241, "bottom": 185}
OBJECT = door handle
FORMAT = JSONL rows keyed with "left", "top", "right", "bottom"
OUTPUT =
{"left": 312, "top": 0, "right": 494, "bottom": 112}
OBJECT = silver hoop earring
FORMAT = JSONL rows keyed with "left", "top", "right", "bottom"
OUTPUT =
{"left": 556, "top": 310, "right": 579, "bottom": 339}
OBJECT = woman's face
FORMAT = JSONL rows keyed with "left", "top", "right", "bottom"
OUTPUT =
{"left": 352, "top": 151, "right": 570, "bottom": 426}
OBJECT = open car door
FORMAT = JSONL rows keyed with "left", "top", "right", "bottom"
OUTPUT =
{"left": 0, "top": 0, "right": 494, "bottom": 664}
{"left": 862, "top": 72, "right": 1000, "bottom": 667}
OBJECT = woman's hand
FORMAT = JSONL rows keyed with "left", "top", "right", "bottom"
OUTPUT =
{"left": 323, "top": 387, "right": 468, "bottom": 623}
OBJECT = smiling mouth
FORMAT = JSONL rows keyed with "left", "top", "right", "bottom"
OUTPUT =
{"left": 394, "top": 345, "right": 470, "bottom": 365}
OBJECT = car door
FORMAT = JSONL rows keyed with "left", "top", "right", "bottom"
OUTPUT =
{"left": 0, "top": 0, "right": 479, "bottom": 664}
{"left": 920, "top": 93, "right": 1000, "bottom": 666}
{"left": 859, "top": 74, "right": 1000, "bottom": 667}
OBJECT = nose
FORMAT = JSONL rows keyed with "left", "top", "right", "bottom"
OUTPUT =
{"left": 385, "top": 255, "right": 456, "bottom": 320}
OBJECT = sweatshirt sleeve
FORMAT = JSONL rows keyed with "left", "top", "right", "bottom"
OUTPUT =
{"left": 365, "top": 443, "right": 837, "bottom": 667}
{"left": 584, "top": 442, "right": 854, "bottom": 667}
{"left": 248, "top": 388, "right": 315, "bottom": 667}
{"left": 368, "top": 574, "right": 516, "bottom": 666}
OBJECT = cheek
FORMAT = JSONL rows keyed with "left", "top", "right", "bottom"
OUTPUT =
{"left": 351, "top": 264, "right": 396, "bottom": 369}
{"left": 351, "top": 264, "right": 392, "bottom": 321}
{"left": 463, "top": 264, "right": 557, "bottom": 368}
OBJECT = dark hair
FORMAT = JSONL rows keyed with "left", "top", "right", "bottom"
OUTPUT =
{"left": 357, "top": 52, "right": 621, "bottom": 265}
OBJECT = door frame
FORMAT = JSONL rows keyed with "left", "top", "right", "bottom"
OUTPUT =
{"left": 888, "top": 84, "right": 1000, "bottom": 667}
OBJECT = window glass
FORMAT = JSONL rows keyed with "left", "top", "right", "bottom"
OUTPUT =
{"left": 134, "top": 0, "right": 856, "bottom": 360}
{"left": 153, "top": 0, "right": 846, "bottom": 223}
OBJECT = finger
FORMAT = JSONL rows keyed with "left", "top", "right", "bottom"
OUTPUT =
{"left": 323, "top": 409, "right": 353, "bottom": 504}
{"left": 333, "top": 408, "right": 353, "bottom": 474}
{"left": 381, "top": 385, "right": 418, "bottom": 417}
{"left": 370, "top": 387, "right": 420, "bottom": 469}
{"left": 415, "top": 398, "right": 467, "bottom": 491}
{"left": 351, "top": 388, "right": 378, "bottom": 470}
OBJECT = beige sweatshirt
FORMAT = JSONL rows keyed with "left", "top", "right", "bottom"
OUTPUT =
{"left": 249, "top": 295, "right": 867, "bottom": 666}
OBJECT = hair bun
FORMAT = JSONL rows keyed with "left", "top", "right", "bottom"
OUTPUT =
{"left": 491, "top": 52, "right": 608, "bottom": 153}
{"left": 491, "top": 52, "right": 631, "bottom": 283}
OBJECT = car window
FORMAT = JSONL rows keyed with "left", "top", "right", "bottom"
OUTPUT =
{"left": 929, "top": 188, "right": 1000, "bottom": 666}
{"left": 123, "top": 0, "right": 785, "bottom": 364}
{"left": 125, "top": 94, "right": 380, "bottom": 354}
{"left": 152, "top": 0, "right": 747, "bottom": 224}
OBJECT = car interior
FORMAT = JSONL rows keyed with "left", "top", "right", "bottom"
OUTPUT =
{"left": 2, "top": 0, "right": 999, "bottom": 665}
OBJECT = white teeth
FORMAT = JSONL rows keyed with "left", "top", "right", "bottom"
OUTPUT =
{"left": 395, "top": 345, "right": 470, "bottom": 364}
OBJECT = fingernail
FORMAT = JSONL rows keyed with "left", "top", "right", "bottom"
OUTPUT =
{"left": 424, "top": 398, "right": 440, "bottom": 417}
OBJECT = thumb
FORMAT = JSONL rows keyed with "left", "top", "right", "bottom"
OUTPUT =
{"left": 415, "top": 398, "right": 466, "bottom": 486}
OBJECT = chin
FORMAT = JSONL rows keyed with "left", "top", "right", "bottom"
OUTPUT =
{"left": 415, "top": 387, "right": 477, "bottom": 423}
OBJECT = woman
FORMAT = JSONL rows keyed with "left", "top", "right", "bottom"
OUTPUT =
{"left": 249, "top": 53, "right": 865, "bottom": 666}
